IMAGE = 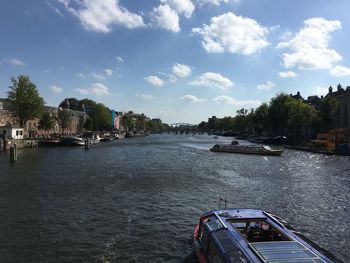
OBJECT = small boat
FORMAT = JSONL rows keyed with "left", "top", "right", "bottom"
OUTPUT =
{"left": 60, "top": 136, "right": 84, "bottom": 146}
{"left": 38, "top": 139, "right": 61, "bottom": 147}
{"left": 100, "top": 135, "right": 115, "bottom": 142}
{"left": 87, "top": 134, "right": 101, "bottom": 145}
{"left": 210, "top": 144, "right": 283, "bottom": 156}
{"left": 194, "top": 208, "right": 339, "bottom": 263}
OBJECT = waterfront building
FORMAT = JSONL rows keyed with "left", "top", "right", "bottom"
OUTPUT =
{"left": 0, "top": 123, "right": 24, "bottom": 140}
{"left": 291, "top": 85, "right": 350, "bottom": 130}
{"left": 327, "top": 84, "right": 350, "bottom": 129}
{"left": 111, "top": 110, "right": 120, "bottom": 130}
{"left": 0, "top": 98, "right": 88, "bottom": 138}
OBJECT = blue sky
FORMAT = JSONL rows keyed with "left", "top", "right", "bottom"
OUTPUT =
{"left": 1, "top": 0, "right": 350, "bottom": 124}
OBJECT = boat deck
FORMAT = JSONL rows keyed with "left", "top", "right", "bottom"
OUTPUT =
{"left": 197, "top": 209, "right": 334, "bottom": 263}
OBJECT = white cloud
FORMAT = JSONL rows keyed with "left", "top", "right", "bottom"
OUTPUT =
{"left": 181, "top": 94, "right": 205, "bottom": 103}
{"left": 104, "top": 68, "right": 113, "bottom": 76}
{"left": 161, "top": 0, "right": 195, "bottom": 18}
{"left": 77, "top": 73, "right": 86, "bottom": 78}
{"left": 116, "top": 56, "right": 123, "bottom": 63}
{"left": 189, "top": 72, "right": 233, "bottom": 90}
{"left": 277, "top": 18, "right": 342, "bottom": 70}
{"left": 58, "top": 0, "right": 144, "bottom": 33}
{"left": 158, "top": 72, "right": 178, "bottom": 83}
{"left": 192, "top": 12, "right": 269, "bottom": 55}
{"left": 140, "top": 94, "right": 154, "bottom": 100}
{"left": 92, "top": 73, "right": 106, "bottom": 80}
{"left": 214, "top": 95, "right": 260, "bottom": 106}
{"left": 330, "top": 65, "right": 350, "bottom": 76}
{"left": 75, "top": 88, "right": 90, "bottom": 95}
{"left": 197, "top": 0, "right": 231, "bottom": 6}
{"left": 172, "top": 63, "right": 192, "bottom": 77}
{"left": 1, "top": 58, "right": 25, "bottom": 66}
{"left": 50, "top": 85, "right": 63, "bottom": 93}
{"left": 278, "top": 71, "right": 297, "bottom": 78}
{"left": 257, "top": 81, "right": 276, "bottom": 91}
{"left": 75, "top": 83, "right": 110, "bottom": 96}
{"left": 151, "top": 4, "right": 180, "bottom": 33}
{"left": 90, "top": 83, "right": 110, "bottom": 95}
{"left": 46, "top": 0, "right": 65, "bottom": 18}
{"left": 145, "top": 75, "right": 165, "bottom": 87}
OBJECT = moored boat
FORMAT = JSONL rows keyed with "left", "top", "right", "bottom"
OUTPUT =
{"left": 210, "top": 144, "right": 283, "bottom": 156}
{"left": 194, "top": 208, "right": 339, "bottom": 263}
{"left": 60, "top": 136, "right": 84, "bottom": 146}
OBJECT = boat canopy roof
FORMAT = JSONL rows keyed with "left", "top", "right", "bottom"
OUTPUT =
{"left": 199, "top": 209, "right": 333, "bottom": 263}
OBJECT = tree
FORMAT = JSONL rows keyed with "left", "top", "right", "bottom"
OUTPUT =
{"left": 318, "top": 96, "right": 339, "bottom": 131}
{"left": 122, "top": 114, "right": 133, "bottom": 132}
{"left": 84, "top": 117, "right": 93, "bottom": 130}
{"left": 287, "top": 99, "right": 317, "bottom": 137}
{"left": 93, "top": 103, "right": 111, "bottom": 130}
{"left": 268, "top": 93, "right": 294, "bottom": 135}
{"left": 59, "top": 98, "right": 81, "bottom": 110}
{"left": 7, "top": 75, "right": 45, "bottom": 127}
{"left": 39, "top": 112, "right": 53, "bottom": 132}
{"left": 58, "top": 110, "right": 71, "bottom": 132}
{"left": 253, "top": 103, "right": 270, "bottom": 135}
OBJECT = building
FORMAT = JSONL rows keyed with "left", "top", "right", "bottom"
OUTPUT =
{"left": 327, "top": 84, "right": 350, "bottom": 129}
{"left": 0, "top": 98, "right": 88, "bottom": 138}
{"left": 0, "top": 98, "right": 16, "bottom": 127}
{"left": 0, "top": 124, "right": 24, "bottom": 139}
{"left": 111, "top": 110, "right": 120, "bottom": 130}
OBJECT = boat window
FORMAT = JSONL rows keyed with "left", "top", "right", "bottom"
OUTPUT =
{"left": 208, "top": 243, "right": 223, "bottom": 263}
{"left": 214, "top": 229, "right": 249, "bottom": 263}
{"left": 207, "top": 220, "right": 223, "bottom": 232}
{"left": 228, "top": 219, "right": 290, "bottom": 242}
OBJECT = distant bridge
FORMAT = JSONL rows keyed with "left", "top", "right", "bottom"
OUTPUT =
{"left": 169, "top": 123, "right": 196, "bottom": 127}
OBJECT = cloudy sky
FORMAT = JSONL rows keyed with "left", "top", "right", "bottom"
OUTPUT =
{"left": 1, "top": 0, "right": 350, "bottom": 124}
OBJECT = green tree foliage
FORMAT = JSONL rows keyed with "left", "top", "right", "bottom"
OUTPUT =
{"left": 287, "top": 99, "right": 317, "bottom": 137}
{"left": 59, "top": 98, "right": 81, "bottom": 110}
{"left": 197, "top": 92, "right": 339, "bottom": 138}
{"left": 318, "top": 96, "right": 339, "bottom": 131}
{"left": 252, "top": 103, "right": 270, "bottom": 135}
{"left": 58, "top": 110, "right": 71, "bottom": 131}
{"left": 39, "top": 112, "right": 53, "bottom": 131}
{"left": 93, "top": 103, "right": 111, "bottom": 130}
{"left": 84, "top": 117, "right": 93, "bottom": 130}
{"left": 268, "top": 93, "right": 295, "bottom": 135}
{"left": 7, "top": 75, "right": 45, "bottom": 127}
{"left": 122, "top": 114, "right": 133, "bottom": 132}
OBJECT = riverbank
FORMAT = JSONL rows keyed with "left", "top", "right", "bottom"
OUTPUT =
{"left": 0, "top": 139, "right": 38, "bottom": 151}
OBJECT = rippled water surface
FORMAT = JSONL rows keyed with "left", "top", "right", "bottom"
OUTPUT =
{"left": 0, "top": 134, "right": 349, "bottom": 262}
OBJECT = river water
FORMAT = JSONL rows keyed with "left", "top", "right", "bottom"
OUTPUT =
{"left": 0, "top": 134, "right": 349, "bottom": 262}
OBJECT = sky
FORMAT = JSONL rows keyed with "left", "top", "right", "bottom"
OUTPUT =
{"left": 1, "top": 0, "right": 350, "bottom": 124}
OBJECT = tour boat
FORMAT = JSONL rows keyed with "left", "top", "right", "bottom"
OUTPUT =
{"left": 194, "top": 208, "right": 338, "bottom": 263}
{"left": 210, "top": 144, "right": 283, "bottom": 156}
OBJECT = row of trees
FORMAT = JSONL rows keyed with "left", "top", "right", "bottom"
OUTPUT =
{"left": 59, "top": 98, "right": 112, "bottom": 130}
{"left": 198, "top": 93, "right": 339, "bottom": 138}
{"left": 6, "top": 75, "right": 164, "bottom": 133}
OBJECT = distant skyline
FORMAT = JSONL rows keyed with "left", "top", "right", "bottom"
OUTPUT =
{"left": 1, "top": 0, "right": 350, "bottom": 124}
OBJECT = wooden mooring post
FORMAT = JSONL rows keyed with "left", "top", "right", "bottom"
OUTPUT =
{"left": 10, "top": 144, "right": 17, "bottom": 162}
{"left": 84, "top": 138, "right": 89, "bottom": 150}
{"left": 0, "top": 138, "right": 3, "bottom": 152}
